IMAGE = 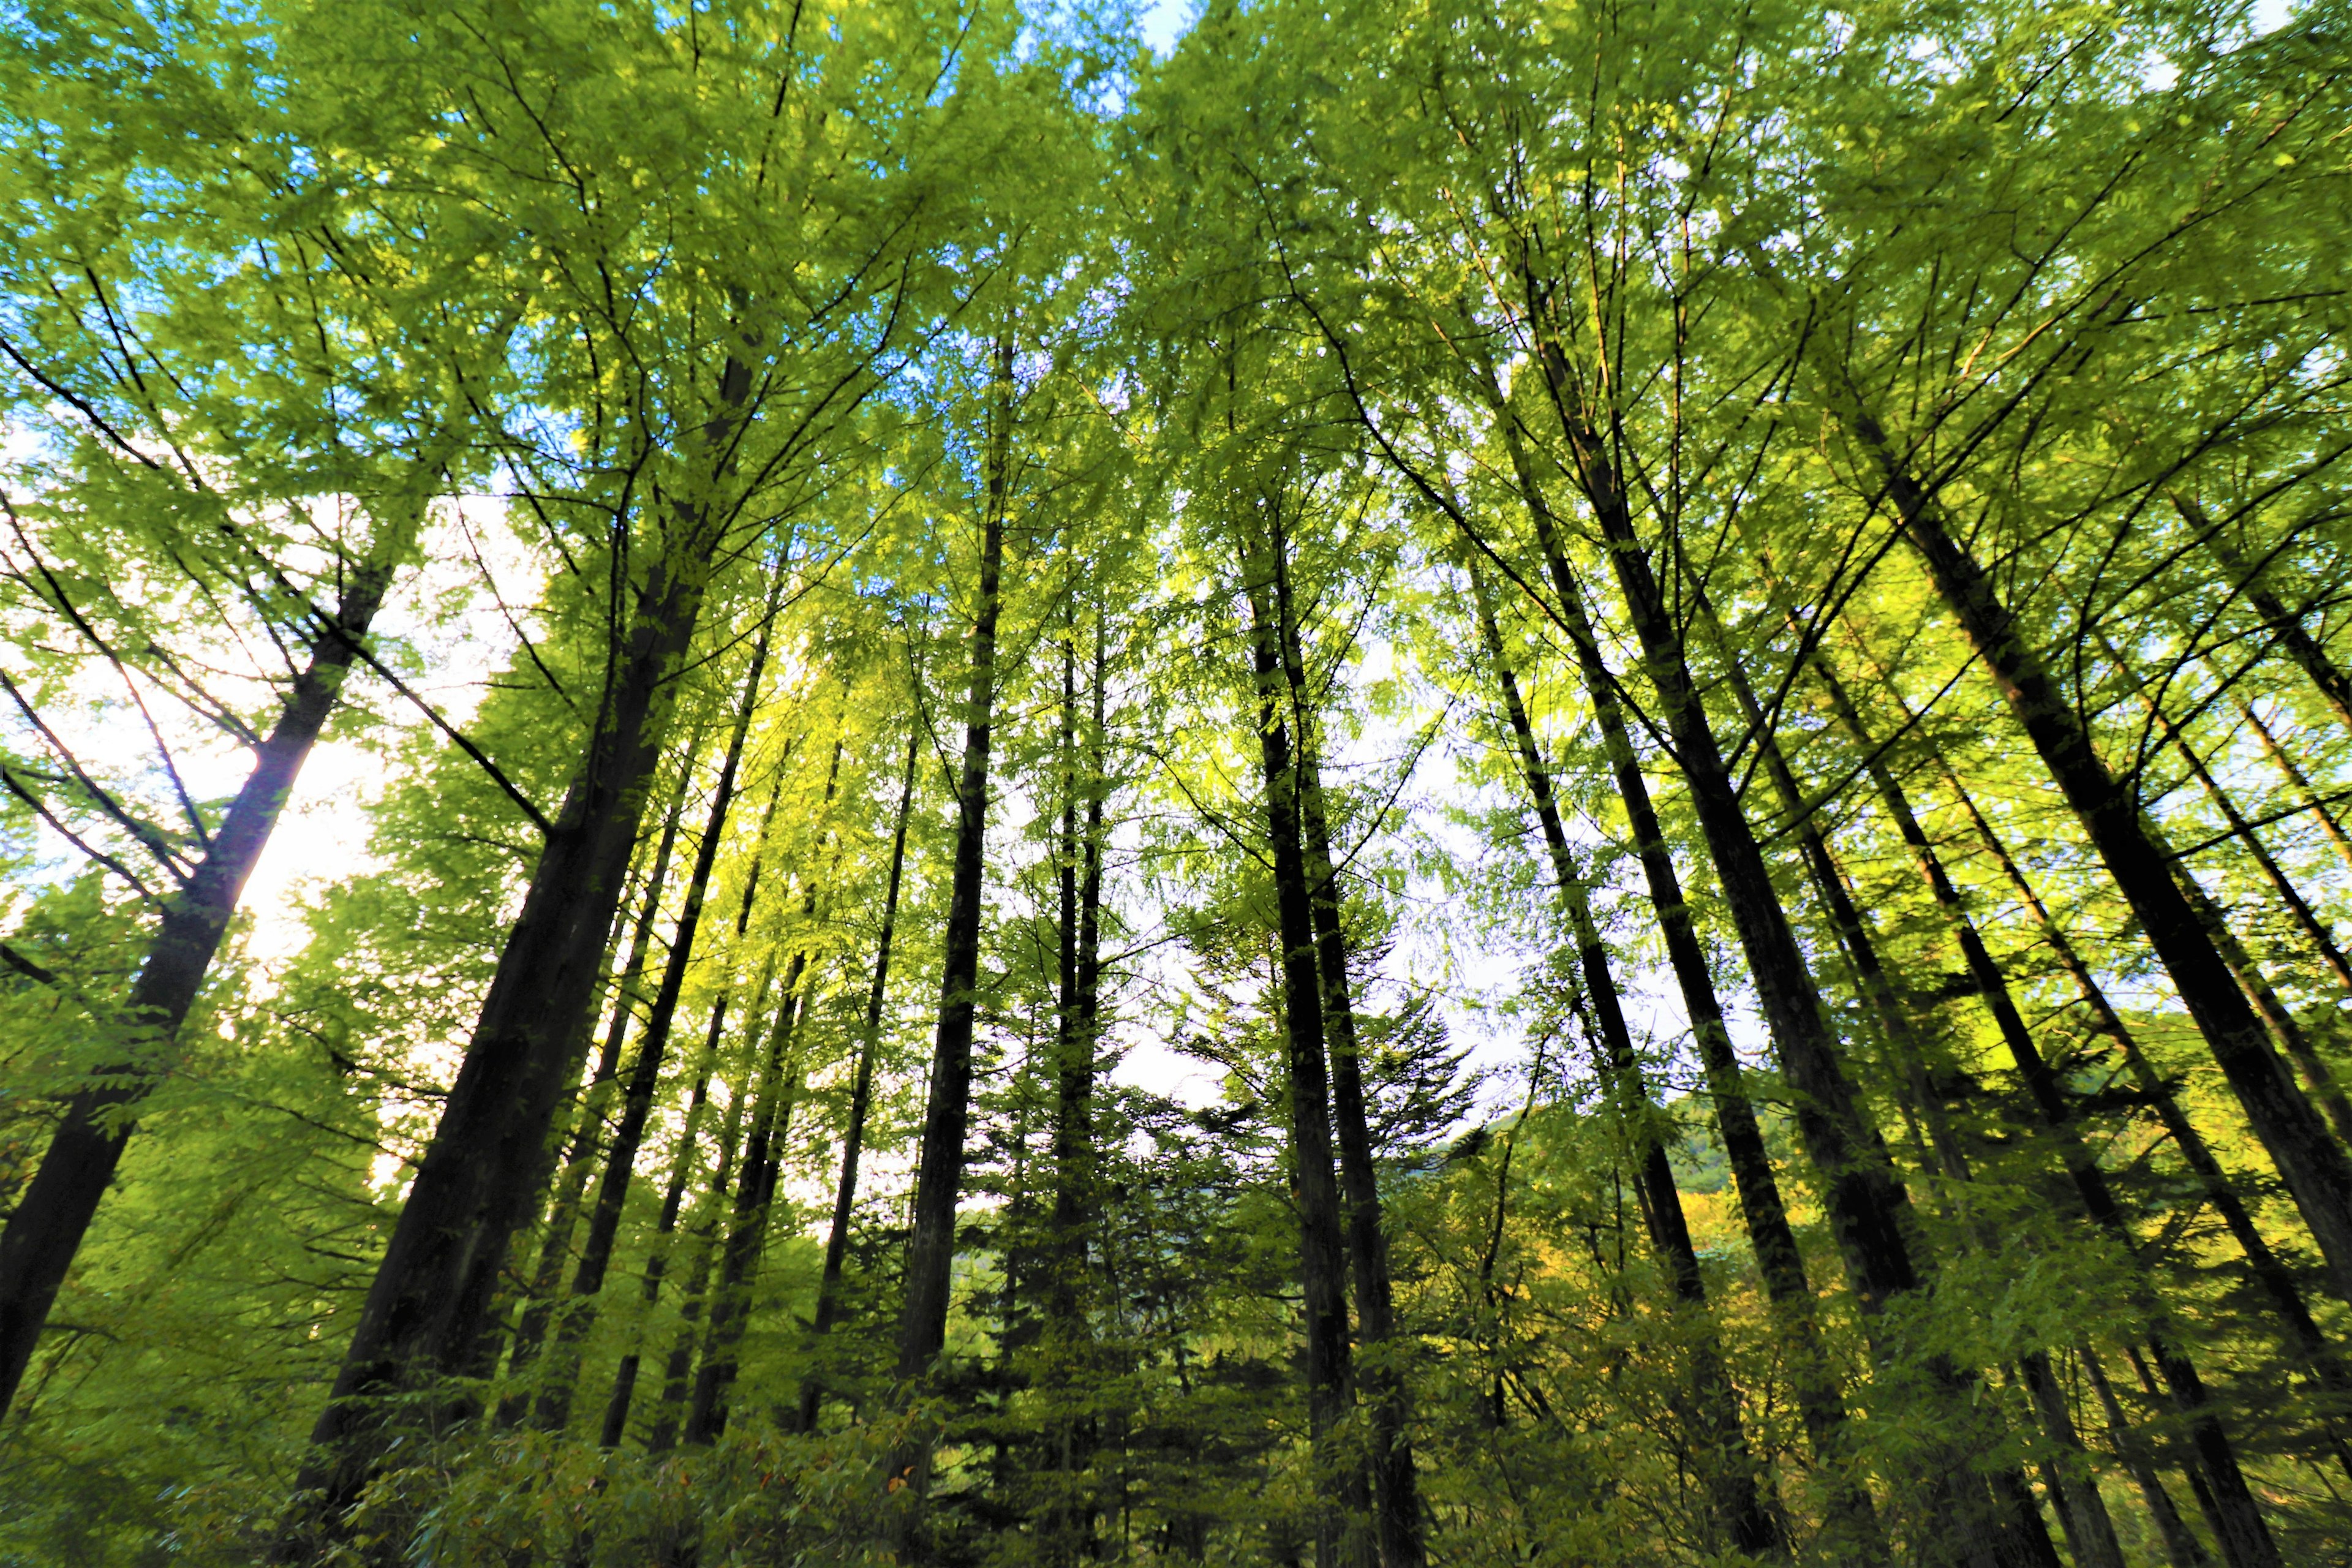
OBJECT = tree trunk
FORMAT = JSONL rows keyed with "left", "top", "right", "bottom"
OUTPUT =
{"left": 2081, "top": 1343, "right": 2213, "bottom": 1568}
{"left": 684, "top": 971, "right": 809, "bottom": 1442}
{"left": 2241, "top": 701, "right": 2352, "bottom": 878}
{"left": 531, "top": 620, "right": 775, "bottom": 1429}
{"left": 1830, "top": 390, "right": 2352, "bottom": 1309}
{"left": 1466, "top": 560, "right": 1779, "bottom": 1559}
{"left": 501, "top": 758, "right": 694, "bottom": 1411}
{"left": 628, "top": 1058, "right": 745, "bottom": 1452}
{"left": 0, "top": 532, "right": 405, "bottom": 1417}
{"left": 797, "top": 718, "right": 919, "bottom": 1431}
{"left": 888, "top": 333, "right": 1014, "bottom": 1554}
{"left": 1242, "top": 539, "right": 1361, "bottom": 1568}
{"left": 1487, "top": 418, "right": 1877, "bottom": 1545}
{"left": 1813, "top": 657, "right": 2271, "bottom": 1568}
{"left": 1936, "top": 757, "right": 2352, "bottom": 1476}
{"left": 1041, "top": 617, "right": 1110, "bottom": 1564}
{"left": 1272, "top": 515, "right": 1431, "bottom": 1568}
{"left": 2184, "top": 496, "right": 2352, "bottom": 734}
{"left": 289, "top": 356, "right": 754, "bottom": 1536}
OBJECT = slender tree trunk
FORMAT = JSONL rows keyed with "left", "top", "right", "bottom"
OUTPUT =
{"left": 532, "top": 620, "right": 776, "bottom": 1428}
{"left": 625, "top": 1058, "right": 744, "bottom": 1451}
{"left": 888, "top": 333, "right": 1014, "bottom": 1554}
{"left": 2082, "top": 1343, "right": 2212, "bottom": 1568}
{"left": 0, "top": 530, "right": 406, "bottom": 1417}
{"left": 684, "top": 970, "right": 810, "bottom": 1442}
{"left": 288, "top": 358, "right": 755, "bottom": 1534}
{"left": 1813, "top": 657, "right": 2272, "bottom": 1568}
{"left": 1242, "top": 540, "right": 1361, "bottom": 1568}
{"left": 2242, "top": 701, "right": 2352, "bottom": 878}
{"left": 1041, "top": 618, "right": 1109, "bottom": 1564}
{"left": 1935, "top": 756, "right": 2352, "bottom": 1471}
{"left": 1485, "top": 421, "right": 1877, "bottom": 1546}
{"left": 1468, "top": 564, "right": 1781, "bottom": 1559}
{"left": 1706, "top": 620, "right": 2044, "bottom": 1568}
{"left": 1270, "top": 516, "right": 1430, "bottom": 1568}
{"left": 798, "top": 719, "right": 919, "bottom": 1430}
{"left": 503, "top": 754, "right": 697, "bottom": 1409}
{"left": 1828, "top": 388, "right": 2352, "bottom": 1309}
{"left": 2184, "top": 496, "right": 2352, "bottom": 733}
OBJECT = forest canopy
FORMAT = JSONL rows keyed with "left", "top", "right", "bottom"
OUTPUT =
{"left": 0, "top": 1, "right": 2348, "bottom": 1565}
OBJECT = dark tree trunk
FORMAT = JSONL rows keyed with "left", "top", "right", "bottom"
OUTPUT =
{"left": 531, "top": 620, "right": 775, "bottom": 1428}
{"left": 1468, "top": 564, "right": 1781, "bottom": 1559}
{"left": 1832, "top": 393, "right": 2352, "bottom": 1308}
{"left": 1040, "top": 617, "right": 1110, "bottom": 1564}
{"left": 798, "top": 718, "right": 919, "bottom": 1431}
{"left": 2082, "top": 1343, "right": 2213, "bottom": 1568}
{"left": 1242, "top": 540, "right": 1361, "bottom": 1568}
{"left": 2185, "top": 497, "right": 2352, "bottom": 733}
{"left": 0, "top": 544, "right": 401, "bottom": 1417}
{"left": 684, "top": 973, "right": 809, "bottom": 1442}
{"left": 1937, "top": 760, "right": 2352, "bottom": 1474}
{"left": 1273, "top": 515, "right": 1430, "bottom": 1568}
{"left": 888, "top": 334, "right": 1014, "bottom": 1554}
{"left": 1813, "top": 658, "right": 2275, "bottom": 1568}
{"left": 1487, "top": 419, "right": 1876, "bottom": 1543}
{"left": 288, "top": 357, "right": 755, "bottom": 1536}
{"left": 502, "top": 761, "right": 694, "bottom": 1410}
{"left": 628, "top": 1059, "right": 745, "bottom": 1452}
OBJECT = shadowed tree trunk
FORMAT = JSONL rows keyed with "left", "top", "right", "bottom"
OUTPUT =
{"left": 888, "top": 332, "right": 1014, "bottom": 1556}
{"left": 1482, "top": 416, "right": 1880, "bottom": 1549}
{"left": 2183, "top": 495, "right": 2352, "bottom": 734}
{"left": 1468, "top": 561, "right": 1781, "bottom": 1559}
{"left": 1271, "top": 510, "right": 1430, "bottom": 1568}
{"left": 798, "top": 716, "right": 919, "bottom": 1431}
{"left": 1242, "top": 524, "right": 1362, "bottom": 1568}
{"left": 1812, "top": 654, "right": 2270, "bottom": 1568}
{"left": 287, "top": 356, "right": 758, "bottom": 1540}
{"left": 1823, "top": 382, "right": 2352, "bottom": 1311}
{"left": 0, "top": 511, "right": 414, "bottom": 1417}
{"left": 532, "top": 614, "right": 778, "bottom": 1430}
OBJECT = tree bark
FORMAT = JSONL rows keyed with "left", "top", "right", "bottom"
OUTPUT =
{"left": 888, "top": 333, "right": 1014, "bottom": 1555}
{"left": 797, "top": 718, "right": 919, "bottom": 1431}
{"left": 1468, "top": 560, "right": 1779, "bottom": 1558}
{"left": 1830, "top": 390, "right": 2352, "bottom": 1310}
{"left": 288, "top": 355, "right": 754, "bottom": 1535}
{"left": 1272, "top": 515, "right": 1430, "bottom": 1568}
{"left": 1812, "top": 657, "right": 2274, "bottom": 1568}
{"left": 1242, "top": 537, "right": 1362, "bottom": 1568}
{"left": 530, "top": 619, "right": 775, "bottom": 1429}
{"left": 500, "top": 758, "right": 694, "bottom": 1410}
{"left": 1487, "top": 418, "right": 1877, "bottom": 1546}
{"left": 0, "top": 532, "right": 405, "bottom": 1418}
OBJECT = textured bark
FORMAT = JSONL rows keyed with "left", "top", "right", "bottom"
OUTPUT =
{"left": 1039, "top": 620, "right": 1109, "bottom": 1564}
{"left": 1243, "top": 545, "right": 1362, "bottom": 1568}
{"left": 502, "top": 764, "right": 693, "bottom": 1407}
{"left": 1831, "top": 393, "right": 2352, "bottom": 1309}
{"left": 1815, "top": 658, "right": 2272, "bottom": 1567}
{"left": 532, "top": 624, "right": 774, "bottom": 1430}
{"left": 1275, "top": 520, "right": 1430, "bottom": 1568}
{"left": 1468, "top": 564, "right": 1779, "bottom": 1559}
{"left": 888, "top": 335, "right": 1014, "bottom": 1556}
{"left": 797, "top": 720, "right": 919, "bottom": 1431}
{"left": 290, "top": 357, "right": 752, "bottom": 1533}
{"left": 1488, "top": 421, "right": 1876, "bottom": 1545}
{"left": 1939, "top": 761, "right": 2352, "bottom": 1468}
{"left": 2082, "top": 1343, "right": 2212, "bottom": 1568}
{"left": 0, "top": 537, "right": 402, "bottom": 1417}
